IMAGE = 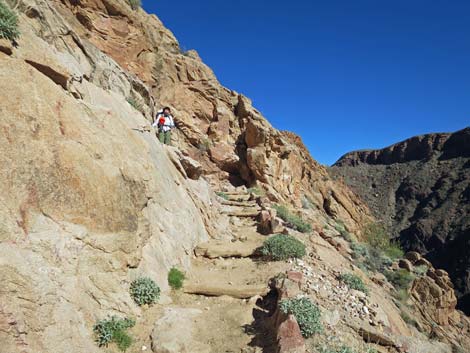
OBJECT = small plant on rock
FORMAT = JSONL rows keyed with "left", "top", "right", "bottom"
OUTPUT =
{"left": 168, "top": 267, "right": 185, "bottom": 290}
{"left": 93, "top": 316, "right": 135, "bottom": 352}
{"left": 261, "top": 234, "right": 306, "bottom": 261}
{"left": 385, "top": 269, "right": 415, "bottom": 291}
{"left": 215, "top": 191, "right": 229, "bottom": 200}
{"left": 130, "top": 277, "right": 160, "bottom": 306}
{"left": 350, "top": 242, "right": 368, "bottom": 259}
{"left": 127, "top": 0, "right": 141, "bottom": 10}
{"left": 339, "top": 273, "right": 369, "bottom": 294}
{"left": 247, "top": 186, "right": 265, "bottom": 197}
{"left": 280, "top": 297, "right": 322, "bottom": 338}
{"left": 126, "top": 97, "right": 142, "bottom": 112}
{"left": 414, "top": 264, "right": 428, "bottom": 276}
{"left": 273, "top": 204, "right": 312, "bottom": 233}
{"left": 0, "top": 0, "right": 20, "bottom": 41}
{"left": 363, "top": 223, "right": 404, "bottom": 259}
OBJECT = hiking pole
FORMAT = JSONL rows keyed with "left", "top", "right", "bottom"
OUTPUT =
{"left": 131, "top": 125, "right": 152, "bottom": 133}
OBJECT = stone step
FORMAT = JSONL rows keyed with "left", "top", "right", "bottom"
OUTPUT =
{"left": 219, "top": 199, "right": 258, "bottom": 207}
{"left": 183, "top": 283, "right": 269, "bottom": 299}
{"left": 194, "top": 240, "right": 262, "bottom": 259}
{"left": 225, "top": 194, "right": 251, "bottom": 202}
{"left": 222, "top": 209, "right": 261, "bottom": 217}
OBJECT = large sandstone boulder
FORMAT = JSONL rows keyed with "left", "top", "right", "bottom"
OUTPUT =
{"left": 411, "top": 269, "right": 459, "bottom": 325}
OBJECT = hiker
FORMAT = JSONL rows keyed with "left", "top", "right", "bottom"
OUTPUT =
{"left": 152, "top": 106, "right": 175, "bottom": 145}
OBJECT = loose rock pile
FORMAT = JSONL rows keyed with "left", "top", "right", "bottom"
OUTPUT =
{"left": 291, "top": 259, "right": 385, "bottom": 327}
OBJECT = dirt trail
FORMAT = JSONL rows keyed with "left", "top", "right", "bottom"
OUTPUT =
{"left": 133, "top": 190, "right": 288, "bottom": 353}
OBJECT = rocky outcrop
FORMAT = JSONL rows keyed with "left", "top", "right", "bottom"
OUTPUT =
{"left": 330, "top": 128, "right": 470, "bottom": 314}
{"left": 0, "top": 1, "right": 372, "bottom": 350}
{"left": 2, "top": 0, "right": 469, "bottom": 352}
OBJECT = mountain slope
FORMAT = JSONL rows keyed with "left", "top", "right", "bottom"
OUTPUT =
{"left": 1, "top": 0, "right": 470, "bottom": 352}
{"left": 330, "top": 127, "right": 470, "bottom": 314}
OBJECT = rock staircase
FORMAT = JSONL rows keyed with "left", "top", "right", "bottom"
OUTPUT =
{"left": 218, "top": 191, "right": 262, "bottom": 218}
{"left": 145, "top": 189, "right": 288, "bottom": 352}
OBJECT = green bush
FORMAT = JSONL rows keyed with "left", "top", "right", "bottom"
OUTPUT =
{"left": 93, "top": 316, "right": 135, "bottom": 352}
{"left": 350, "top": 242, "right": 368, "bottom": 259}
{"left": 394, "top": 288, "right": 410, "bottom": 304}
{"left": 414, "top": 265, "right": 429, "bottom": 276}
{"left": 168, "top": 267, "right": 185, "bottom": 290}
{"left": 363, "top": 223, "right": 404, "bottom": 259}
{"left": 129, "top": 277, "right": 160, "bottom": 306}
{"left": 215, "top": 191, "right": 229, "bottom": 200}
{"left": 127, "top": 0, "right": 141, "bottom": 10}
{"left": 247, "top": 186, "right": 265, "bottom": 196}
{"left": 273, "top": 204, "right": 312, "bottom": 233}
{"left": 339, "top": 273, "right": 369, "bottom": 294}
{"left": 0, "top": 1, "right": 19, "bottom": 41}
{"left": 280, "top": 297, "right": 322, "bottom": 337}
{"left": 385, "top": 269, "right": 415, "bottom": 290}
{"left": 363, "top": 247, "right": 392, "bottom": 273}
{"left": 334, "top": 221, "right": 353, "bottom": 241}
{"left": 126, "top": 97, "right": 142, "bottom": 112}
{"left": 261, "top": 234, "right": 306, "bottom": 261}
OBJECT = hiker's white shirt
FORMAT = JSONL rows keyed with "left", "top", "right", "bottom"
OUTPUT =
{"left": 152, "top": 113, "right": 175, "bottom": 132}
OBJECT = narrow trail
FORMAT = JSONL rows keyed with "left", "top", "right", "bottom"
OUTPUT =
{"left": 134, "top": 189, "right": 289, "bottom": 353}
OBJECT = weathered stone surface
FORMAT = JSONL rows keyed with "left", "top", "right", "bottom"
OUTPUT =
{"left": 405, "top": 251, "right": 422, "bottom": 264}
{"left": 277, "top": 314, "right": 306, "bottom": 353}
{"left": 353, "top": 323, "right": 396, "bottom": 346}
{"left": 0, "top": 38, "right": 13, "bottom": 55}
{"left": 194, "top": 240, "right": 261, "bottom": 258}
{"left": 399, "top": 259, "right": 414, "bottom": 272}
{"left": 183, "top": 283, "right": 269, "bottom": 299}
{"left": 411, "top": 272, "right": 458, "bottom": 325}
{"left": 151, "top": 307, "right": 210, "bottom": 353}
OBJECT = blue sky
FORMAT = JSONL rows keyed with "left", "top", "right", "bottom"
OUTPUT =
{"left": 143, "top": 0, "right": 470, "bottom": 165}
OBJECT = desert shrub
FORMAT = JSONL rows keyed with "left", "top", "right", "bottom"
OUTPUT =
{"left": 334, "top": 221, "right": 353, "bottom": 241}
{"left": 273, "top": 204, "right": 312, "bottom": 233}
{"left": 339, "top": 273, "right": 369, "bottom": 294}
{"left": 126, "top": 97, "right": 142, "bottom": 112}
{"left": 93, "top": 316, "right": 135, "bottom": 352}
{"left": 129, "top": 277, "right": 160, "bottom": 306}
{"left": 384, "top": 241, "right": 405, "bottom": 259}
{"left": 350, "top": 242, "right": 368, "bottom": 259}
{"left": 247, "top": 186, "right": 265, "bottom": 196}
{"left": 385, "top": 269, "right": 415, "bottom": 291}
{"left": 127, "top": 0, "right": 141, "bottom": 10}
{"left": 261, "top": 234, "right": 306, "bottom": 261}
{"left": 360, "top": 246, "right": 392, "bottom": 273}
{"left": 215, "top": 191, "right": 229, "bottom": 200}
{"left": 363, "top": 223, "right": 403, "bottom": 259}
{"left": 394, "top": 288, "right": 410, "bottom": 304}
{"left": 168, "top": 267, "right": 185, "bottom": 290}
{"left": 0, "top": 0, "right": 19, "bottom": 41}
{"left": 414, "top": 264, "right": 428, "bottom": 276}
{"left": 280, "top": 297, "right": 322, "bottom": 337}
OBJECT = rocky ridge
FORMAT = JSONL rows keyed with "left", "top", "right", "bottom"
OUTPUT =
{"left": 330, "top": 128, "right": 470, "bottom": 314}
{"left": 0, "top": 0, "right": 469, "bottom": 352}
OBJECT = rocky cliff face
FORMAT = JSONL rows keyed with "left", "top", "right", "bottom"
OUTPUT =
{"left": 330, "top": 127, "right": 470, "bottom": 314}
{"left": 2, "top": 0, "right": 470, "bottom": 352}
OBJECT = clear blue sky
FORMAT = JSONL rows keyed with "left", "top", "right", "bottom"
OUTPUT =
{"left": 143, "top": 0, "right": 469, "bottom": 165}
